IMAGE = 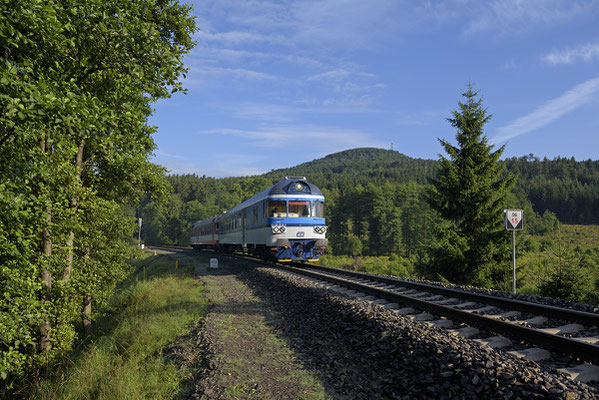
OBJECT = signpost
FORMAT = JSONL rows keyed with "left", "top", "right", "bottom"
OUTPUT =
{"left": 504, "top": 209, "right": 523, "bottom": 294}
{"left": 138, "top": 217, "right": 142, "bottom": 247}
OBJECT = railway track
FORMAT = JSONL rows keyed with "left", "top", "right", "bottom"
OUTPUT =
{"left": 277, "top": 262, "right": 599, "bottom": 383}
{"left": 149, "top": 246, "right": 599, "bottom": 383}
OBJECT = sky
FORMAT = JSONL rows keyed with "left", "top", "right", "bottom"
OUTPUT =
{"left": 149, "top": 0, "right": 599, "bottom": 178}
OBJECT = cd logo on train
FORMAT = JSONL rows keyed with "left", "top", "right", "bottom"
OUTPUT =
{"left": 296, "top": 231, "right": 305, "bottom": 237}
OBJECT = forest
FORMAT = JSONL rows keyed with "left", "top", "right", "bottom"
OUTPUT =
{"left": 140, "top": 147, "right": 599, "bottom": 248}
{"left": 138, "top": 145, "right": 599, "bottom": 302}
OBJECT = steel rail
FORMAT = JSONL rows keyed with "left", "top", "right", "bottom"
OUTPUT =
{"left": 296, "top": 263, "right": 599, "bottom": 327}
{"left": 279, "top": 264, "right": 599, "bottom": 364}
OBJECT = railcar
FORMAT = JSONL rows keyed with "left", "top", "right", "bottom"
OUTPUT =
{"left": 190, "top": 176, "right": 327, "bottom": 261}
{"left": 190, "top": 216, "right": 219, "bottom": 250}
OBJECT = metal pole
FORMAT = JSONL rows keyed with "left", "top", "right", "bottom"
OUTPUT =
{"left": 512, "top": 230, "right": 516, "bottom": 294}
{"left": 138, "top": 217, "right": 142, "bottom": 246}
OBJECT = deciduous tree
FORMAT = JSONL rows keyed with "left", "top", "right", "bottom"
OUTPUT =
{"left": 0, "top": 0, "right": 195, "bottom": 383}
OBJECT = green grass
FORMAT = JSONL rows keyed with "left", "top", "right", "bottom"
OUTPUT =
{"left": 26, "top": 252, "right": 209, "bottom": 399}
{"left": 517, "top": 224, "right": 599, "bottom": 299}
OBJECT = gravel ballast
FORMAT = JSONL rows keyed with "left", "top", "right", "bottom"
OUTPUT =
{"left": 234, "top": 262, "right": 599, "bottom": 399}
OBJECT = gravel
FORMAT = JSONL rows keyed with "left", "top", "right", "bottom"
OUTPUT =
{"left": 236, "top": 263, "right": 599, "bottom": 399}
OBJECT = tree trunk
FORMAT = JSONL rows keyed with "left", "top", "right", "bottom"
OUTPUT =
{"left": 39, "top": 137, "right": 53, "bottom": 352}
{"left": 82, "top": 293, "right": 92, "bottom": 335}
{"left": 82, "top": 245, "right": 92, "bottom": 334}
{"left": 63, "top": 140, "right": 85, "bottom": 281}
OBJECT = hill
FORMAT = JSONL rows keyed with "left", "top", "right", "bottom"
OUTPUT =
{"left": 140, "top": 147, "right": 599, "bottom": 247}
{"left": 266, "top": 148, "right": 599, "bottom": 225}
{"left": 265, "top": 148, "right": 437, "bottom": 190}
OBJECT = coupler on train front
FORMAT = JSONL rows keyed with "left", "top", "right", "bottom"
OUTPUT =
{"left": 271, "top": 238, "right": 328, "bottom": 262}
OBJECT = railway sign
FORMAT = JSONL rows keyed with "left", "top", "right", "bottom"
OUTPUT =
{"left": 504, "top": 209, "right": 523, "bottom": 230}
{"left": 504, "top": 209, "right": 523, "bottom": 294}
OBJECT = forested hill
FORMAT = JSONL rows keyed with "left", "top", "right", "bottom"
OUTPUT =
{"left": 266, "top": 148, "right": 599, "bottom": 224}
{"left": 265, "top": 148, "right": 438, "bottom": 190}
{"left": 504, "top": 155, "right": 599, "bottom": 224}
{"left": 144, "top": 148, "right": 599, "bottom": 245}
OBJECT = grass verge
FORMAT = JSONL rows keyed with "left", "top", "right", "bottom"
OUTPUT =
{"left": 25, "top": 251, "right": 209, "bottom": 399}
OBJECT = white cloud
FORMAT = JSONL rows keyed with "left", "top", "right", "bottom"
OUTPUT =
{"left": 195, "top": 30, "right": 282, "bottom": 44}
{"left": 308, "top": 69, "right": 351, "bottom": 82}
{"left": 396, "top": 111, "right": 442, "bottom": 126}
{"left": 190, "top": 66, "right": 277, "bottom": 82}
{"left": 492, "top": 75, "right": 599, "bottom": 144}
{"left": 542, "top": 40, "right": 599, "bottom": 65}
{"left": 462, "top": 0, "right": 596, "bottom": 35}
{"left": 204, "top": 125, "right": 388, "bottom": 154}
{"left": 155, "top": 150, "right": 186, "bottom": 160}
{"left": 152, "top": 157, "right": 203, "bottom": 175}
{"left": 199, "top": 48, "right": 326, "bottom": 70}
{"left": 231, "top": 103, "right": 299, "bottom": 123}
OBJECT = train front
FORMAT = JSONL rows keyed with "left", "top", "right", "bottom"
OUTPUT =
{"left": 267, "top": 177, "right": 327, "bottom": 261}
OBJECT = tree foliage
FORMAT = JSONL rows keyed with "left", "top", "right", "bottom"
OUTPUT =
{"left": 425, "top": 85, "right": 516, "bottom": 286}
{"left": 1, "top": 0, "right": 195, "bottom": 384}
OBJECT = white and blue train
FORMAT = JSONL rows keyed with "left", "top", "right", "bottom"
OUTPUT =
{"left": 190, "top": 177, "right": 328, "bottom": 261}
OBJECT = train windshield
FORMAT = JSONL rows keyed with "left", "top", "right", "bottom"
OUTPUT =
{"left": 289, "top": 201, "right": 310, "bottom": 218}
{"left": 312, "top": 200, "right": 324, "bottom": 218}
{"left": 267, "top": 200, "right": 286, "bottom": 218}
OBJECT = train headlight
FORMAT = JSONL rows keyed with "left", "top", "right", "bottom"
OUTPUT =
{"left": 294, "top": 182, "right": 304, "bottom": 191}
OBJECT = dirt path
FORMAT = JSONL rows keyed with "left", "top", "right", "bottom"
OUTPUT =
{"left": 186, "top": 255, "right": 329, "bottom": 399}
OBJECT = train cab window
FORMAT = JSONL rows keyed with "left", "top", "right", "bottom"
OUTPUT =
{"left": 289, "top": 201, "right": 310, "bottom": 218}
{"left": 312, "top": 200, "right": 324, "bottom": 218}
{"left": 268, "top": 200, "right": 286, "bottom": 218}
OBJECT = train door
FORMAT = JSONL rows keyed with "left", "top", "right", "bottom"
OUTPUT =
{"left": 211, "top": 219, "right": 215, "bottom": 245}
{"left": 242, "top": 211, "right": 247, "bottom": 252}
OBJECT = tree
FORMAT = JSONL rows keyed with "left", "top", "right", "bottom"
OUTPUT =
{"left": 0, "top": 0, "right": 195, "bottom": 383}
{"left": 425, "top": 84, "right": 516, "bottom": 287}
{"left": 540, "top": 231, "right": 595, "bottom": 303}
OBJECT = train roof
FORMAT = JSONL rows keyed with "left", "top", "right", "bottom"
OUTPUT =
{"left": 225, "top": 177, "right": 323, "bottom": 216}
{"left": 191, "top": 177, "right": 324, "bottom": 227}
{"left": 190, "top": 216, "right": 219, "bottom": 228}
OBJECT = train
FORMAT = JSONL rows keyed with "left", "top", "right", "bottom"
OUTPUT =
{"left": 190, "top": 176, "right": 328, "bottom": 261}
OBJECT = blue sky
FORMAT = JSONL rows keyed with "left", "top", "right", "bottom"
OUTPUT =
{"left": 150, "top": 0, "right": 599, "bottom": 178}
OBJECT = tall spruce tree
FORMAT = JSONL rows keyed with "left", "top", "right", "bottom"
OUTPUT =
{"left": 425, "top": 84, "right": 516, "bottom": 287}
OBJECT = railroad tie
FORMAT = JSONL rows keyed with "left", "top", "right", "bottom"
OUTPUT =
{"left": 473, "top": 336, "right": 512, "bottom": 349}
{"left": 506, "top": 348, "right": 551, "bottom": 362}
{"left": 558, "top": 364, "right": 599, "bottom": 383}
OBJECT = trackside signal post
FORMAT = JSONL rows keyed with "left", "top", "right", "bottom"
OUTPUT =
{"left": 504, "top": 209, "right": 523, "bottom": 294}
